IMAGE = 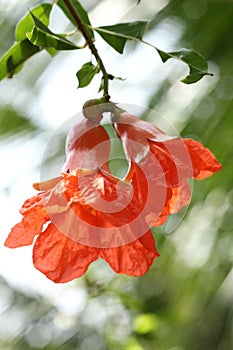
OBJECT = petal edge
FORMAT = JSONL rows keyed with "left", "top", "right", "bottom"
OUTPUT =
{"left": 100, "top": 230, "right": 159, "bottom": 276}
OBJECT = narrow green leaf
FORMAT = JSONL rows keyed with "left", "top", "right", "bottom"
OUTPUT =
{"left": 57, "top": 0, "right": 94, "bottom": 40}
{"left": 157, "top": 48, "right": 211, "bottom": 84}
{"left": 94, "top": 21, "right": 148, "bottom": 54}
{"left": 27, "top": 13, "right": 80, "bottom": 50}
{"left": 0, "top": 40, "right": 41, "bottom": 81}
{"left": 15, "top": 3, "right": 52, "bottom": 41}
{"left": 76, "top": 62, "right": 99, "bottom": 88}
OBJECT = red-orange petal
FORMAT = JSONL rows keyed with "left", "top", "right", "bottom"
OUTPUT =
{"left": 150, "top": 182, "right": 191, "bottom": 227}
{"left": 115, "top": 112, "right": 174, "bottom": 163}
{"left": 63, "top": 120, "right": 110, "bottom": 172}
{"left": 167, "top": 181, "right": 191, "bottom": 214}
{"left": 33, "top": 176, "right": 62, "bottom": 191}
{"left": 5, "top": 220, "right": 35, "bottom": 248}
{"left": 149, "top": 141, "right": 180, "bottom": 187}
{"left": 100, "top": 230, "right": 159, "bottom": 276}
{"left": 4, "top": 209, "right": 48, "bottom": 248}
{"left": 20, "top": 192, "right": 47, "bottom": 215}
{"left": 116, "top": 113, "right": 174, "bottom": 142}
{"left": 184, "top": 139, "right": 222, "bottom": 179}
{"left": 33, "top": 224, "right": 99, "bottom": 283}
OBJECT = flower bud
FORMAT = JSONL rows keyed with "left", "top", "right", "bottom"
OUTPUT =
{"left": 82, "top": 99, "right": 104, "bottom": 121}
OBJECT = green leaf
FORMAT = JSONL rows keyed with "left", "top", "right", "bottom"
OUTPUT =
{"left": 57, "top": 0, "right": 94, "bottom": 40}
{"left": 27, "top": 13, "right": 80, "bottom": 50}
{"left": 76, "top": 62, "right": 99, "bottom": 88}
{"left": 168, "top": 49, "right": 208, "bottom": 71}
{"left": 15, "top": 3, "right": 52, "bottom": 41}
{"left": 157, "top": 48, "right": 211, "bottom": 84}
{"left": 0, "top": 40, "right": 41, "bottom": 81}
{"left": 0, "top": 4, "right": 53, "bottom": 80}
{"left": 94, "top": 21, "right": 148, "bottom": 54}
{"left": 181, "top": 66, "right": 208, "bottom": 84}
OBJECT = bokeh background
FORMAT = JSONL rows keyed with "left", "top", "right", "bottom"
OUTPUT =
{"left": 0, "top": 0, "right": 232, "bottom": 349}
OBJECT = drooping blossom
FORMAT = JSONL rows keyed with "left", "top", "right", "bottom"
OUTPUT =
{"left": 4, "top": 104, "right": 222, "bottom": 283}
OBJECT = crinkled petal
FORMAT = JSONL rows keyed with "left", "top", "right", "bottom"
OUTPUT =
{"left": 150, "top": 182, "right": 191, "bottom": 227}
{"left": 184, "top": 139, "right": 222, "bottom": 179}
{"left": 5, "top": 208, "right": 49, "bottom": 248}
{"left": 100, "top": 230, "right": 159, "bottom": 276}
{"left": 149, "top": 141, "right": 180, "bottom": 187}
{"left": 149, "top": 137, "right": 200, "bottom": 188}
{"left": 131, "top": 162, "right": 173, "bottom": 225}
{"left": 20, "top": 192, "right": 48, "bottom": 215}
{"left": 147, "top": 188, "right": 172, "bottom": 227}
{"left": 33, "top": 224, "right": 99, "bottom": 283}
{"left": 167, "top": 181, "right": 191, "bottom": 214}
{"left": 64, "top": 169, "right": 141, "bottom": 227}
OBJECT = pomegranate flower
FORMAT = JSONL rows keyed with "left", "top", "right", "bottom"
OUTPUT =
{"left": 4, "top": 106, "right": 222, "bottom": 283}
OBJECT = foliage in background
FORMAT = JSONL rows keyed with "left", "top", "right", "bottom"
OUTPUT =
{"left": 0, "top": 0, "right": 211, "bottom": 89}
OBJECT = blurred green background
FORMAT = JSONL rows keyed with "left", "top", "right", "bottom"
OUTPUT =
{"left": 0, "top": 0, "right": 232, "bottom": 349}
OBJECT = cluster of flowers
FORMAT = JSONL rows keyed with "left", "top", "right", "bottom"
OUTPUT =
{"left": 5, "top": 103, "right": 221, "bottom": 283}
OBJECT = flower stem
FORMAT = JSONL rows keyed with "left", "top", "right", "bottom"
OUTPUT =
{"left": 63, "top": 0, "right": 110, "bottom": 101}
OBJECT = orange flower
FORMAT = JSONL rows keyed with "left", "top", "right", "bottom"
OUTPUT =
{"left": 4, "top": 109, "right": 222, "bottom": 283}
{"left": 5, "top": 117, "right": 160, "bottom": 282}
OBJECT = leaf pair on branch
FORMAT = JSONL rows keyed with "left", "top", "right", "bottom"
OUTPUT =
{"left": 0, "top": 0, "right": 212, "bottom": 87}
